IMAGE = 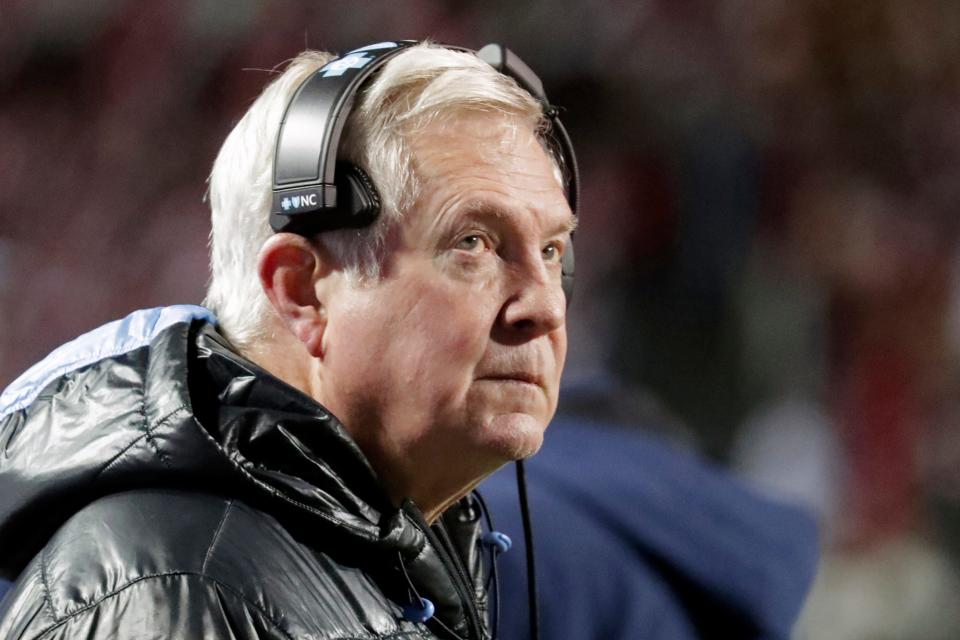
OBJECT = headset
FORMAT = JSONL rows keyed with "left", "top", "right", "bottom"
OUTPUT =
{"left": 270, "top": 40, "right": 579, "bottom": 303}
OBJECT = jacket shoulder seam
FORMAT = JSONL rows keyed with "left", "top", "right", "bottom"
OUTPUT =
{"left": 97, "top": 404, "right": 188, "bottom": 478}
{"left": 38, "top": 547, "right": 58, "bottom": 624}
{"left": 137, "top": 379, "right": 171, "bottom": 468}
{"left": 32, "top": 571, "right": 296, "bottom": 640}
{"left": 202, "top": 498, "right": 235, "bottom": 574}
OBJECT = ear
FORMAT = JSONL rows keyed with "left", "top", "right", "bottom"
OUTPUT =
{"left": 257, "top": 233, "right": 332, "bottom": 357}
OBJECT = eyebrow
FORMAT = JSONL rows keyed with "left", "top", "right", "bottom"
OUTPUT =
{"left": 559, "top": 214, "right": 579, "bottom": 236}
{"left": 457, "top": 199, "right": 578, "bottom": 237}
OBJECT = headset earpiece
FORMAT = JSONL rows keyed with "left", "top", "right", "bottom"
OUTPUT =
{"left": 335, "top": 164, "right": 380, "bottom": 228}
{"left": 269, "top": 164, "right": 379, "bottom": 235}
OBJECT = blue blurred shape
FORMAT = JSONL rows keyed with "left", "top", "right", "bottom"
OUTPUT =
{"left": 480, "top": 415, "right": 819, "bottom": 640}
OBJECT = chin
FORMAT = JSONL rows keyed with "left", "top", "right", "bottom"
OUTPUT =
{"left": 481, "top": 412, "right": 548, "bottom": 461}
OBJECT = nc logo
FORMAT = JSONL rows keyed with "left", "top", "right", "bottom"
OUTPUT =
{"left": 281, "top": 193, "right": 318, "bottom": 211}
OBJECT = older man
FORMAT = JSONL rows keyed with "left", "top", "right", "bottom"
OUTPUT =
{"left": 0, "top": 42, "right": 574, "bottom": 639}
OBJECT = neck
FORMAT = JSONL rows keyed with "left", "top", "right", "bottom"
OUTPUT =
{"left": 244, "top": 331, "right": 317, "bottom": 399}
{"left": 353, "top": 426, "right": 503, "bottom": 524}
{"left": 244, "top": 329, "right": 501, "bottom": 525}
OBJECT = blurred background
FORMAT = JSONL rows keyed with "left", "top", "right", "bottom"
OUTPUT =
{"left": 2, "top": 1, "right": 960, "bottom": 637}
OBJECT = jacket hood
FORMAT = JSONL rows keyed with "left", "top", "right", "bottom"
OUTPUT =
{"left": 0, "top": 306, "right": 488, "bottom": 638}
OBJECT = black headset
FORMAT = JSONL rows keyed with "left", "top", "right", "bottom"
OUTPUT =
{"left": 270, "top": 40, "right": 579, "bottom": 302}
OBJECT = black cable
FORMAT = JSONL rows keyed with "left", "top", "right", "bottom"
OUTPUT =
{"left": 515, "top": 459, "right": 539, "bottom": 640}
{"left": 471, "top": 491, "right": 498, "bottom": 592}
{"left": 472, "top": 491, "right": 503, "bottom": 640}
{"left": 491, "top": 545, "right": 501, "bottom": 640}
{"left": 397, "top": 551, "right": 465, "bottom": 640}
{"left": 397, "top": 550, "right": 419, "bottom": 600}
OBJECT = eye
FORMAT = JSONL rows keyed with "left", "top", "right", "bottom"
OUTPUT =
{"left": 542, "top": 241, "right": 563, "bottom": 263}
{"left": 455, "top": 233, "right": 490, "bottom": 253}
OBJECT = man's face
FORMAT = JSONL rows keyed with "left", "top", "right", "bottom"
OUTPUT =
{"left": 319, "top": 112, "right": 573, "bottom": 488}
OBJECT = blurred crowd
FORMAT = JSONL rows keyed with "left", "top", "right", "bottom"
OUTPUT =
{"left": 2, "top": 1, "right": 960, "bottom": 637}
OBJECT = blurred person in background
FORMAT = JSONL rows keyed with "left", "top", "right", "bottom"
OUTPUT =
{"left": 0, "top": 41, "right": 576, "bottom": 639}
{"left": 481, "top": 385, "right": 819, "bottom": 640}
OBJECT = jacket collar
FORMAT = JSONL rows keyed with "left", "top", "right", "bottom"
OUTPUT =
{"left": 195, "top": 324, "right": 490, "bottom": 638}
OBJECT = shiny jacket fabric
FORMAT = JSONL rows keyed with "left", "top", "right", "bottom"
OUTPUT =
{"left": 0, "top": 306, "right": 491, "bottom": 640}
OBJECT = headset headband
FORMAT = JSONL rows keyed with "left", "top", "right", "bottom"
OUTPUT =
{"left": 270, "top": 40, "right": 578, "bottom": 300}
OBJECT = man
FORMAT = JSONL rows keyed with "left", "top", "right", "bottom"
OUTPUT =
{"left": 0, "top": 42, "right": 574, "bottom": 639}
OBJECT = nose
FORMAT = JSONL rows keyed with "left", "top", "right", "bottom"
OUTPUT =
{"left": 497, "top": 261, "right": 566, "bottom": 340}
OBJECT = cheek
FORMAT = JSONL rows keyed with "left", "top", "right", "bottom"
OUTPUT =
{"left": 402, "top": 286, "right": 492, "bottom": 375}
{"left": 553, "top": 329, "right": 568, "bottom": 382}
{"left": 349, "top": 279, "right": 494, "bottom": 389}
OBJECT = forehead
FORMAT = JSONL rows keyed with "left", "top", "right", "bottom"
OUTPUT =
{"left": 412, "top": 111, "right": 557, "bottom": 174}
{"left": 407, "top": 112, "right": 572, "bottom": 230}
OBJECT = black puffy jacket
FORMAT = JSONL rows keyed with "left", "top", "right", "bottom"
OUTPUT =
{"left": 0, "top": 306, "right": 492, "bottom": 639}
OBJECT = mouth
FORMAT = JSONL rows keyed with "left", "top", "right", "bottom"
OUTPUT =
{"left": 477, "top": 372, "right": 544, "bottom": 388}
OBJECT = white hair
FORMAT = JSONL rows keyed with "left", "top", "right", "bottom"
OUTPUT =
{"left": 205, "top": 43, "right": 549, "bottom": 352}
